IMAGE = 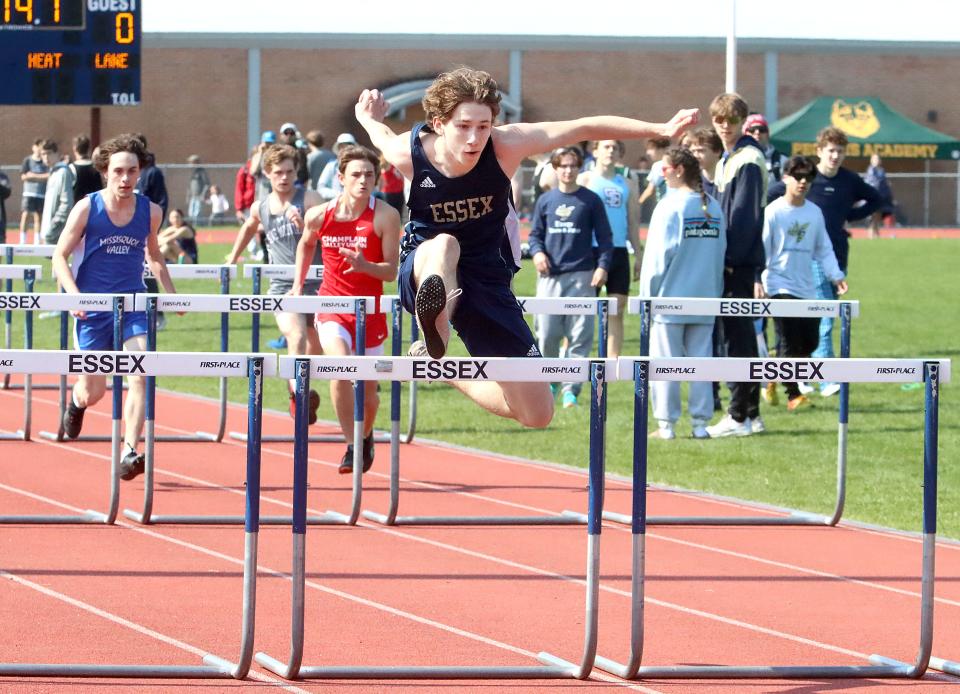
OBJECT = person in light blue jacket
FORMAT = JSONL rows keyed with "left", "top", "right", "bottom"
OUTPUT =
{"left": 640, "top": 147, "right": 726, "bottom": 439}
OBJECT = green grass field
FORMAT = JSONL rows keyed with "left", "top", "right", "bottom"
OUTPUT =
{"left": 5, "top": 237, "right": 958, "bottom": 537}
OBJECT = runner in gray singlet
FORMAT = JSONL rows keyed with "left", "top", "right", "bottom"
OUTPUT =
{"left": 226, "top": 144, "right": 325, "bottom": 421}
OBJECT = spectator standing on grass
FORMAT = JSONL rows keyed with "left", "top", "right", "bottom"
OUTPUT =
{"left": 579, "top": 139, "right": 641, "bottom": 359}
{"left": 317, "top": 134, "right": 359, "bottom": 202}
{"left": 637, "top": 137, "right": 672, "bottom": 207}
{"left": 306, "top": 130, "right": 335, "bottom": 191}
{"left": 641, "top": 147, "right": 725, "bottom": 440}
{"left": 743, "top": 114, "right": 787, "bottom": 188}
{"left": 186, "top": 154, "right": 210, "bottom": 224}
{"left": 132, "top": 134, "right": 169, "bottom": 329}
{"left": 70, "top": 135, "right": 103, "bottom": 204}
{"left": 206, "top": 184, "right": 230, "bottom": 224}
{"left": 39, "top": 140, "right": 74, "bottom": 245}
{"left": 705, "top": 93, "right": 767, "bottom": 439}
{"left": 528, "top": 146, "right": 613, "bottom": 409}
{"left": 767, "top": 126, "right": 880, "bottom": 397}
{"left": 20, "top": 138, "right": 50, "bottom": 244}
{"left": 0, "top": 168, "right": 9, "bottom": 242}
{"left": 864, "top": 153, "right": 895, "bottom": 239}
{"left": 761, "top": 156, "right": 847, "bottom": 411}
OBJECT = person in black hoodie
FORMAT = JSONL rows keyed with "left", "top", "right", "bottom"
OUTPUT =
{"left": 705, "top": 93, "right": 768, "bottom": 438}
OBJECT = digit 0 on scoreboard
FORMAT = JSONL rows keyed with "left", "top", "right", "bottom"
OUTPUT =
{"left": 0, "top": 0, "right": 141, "bottom": 105}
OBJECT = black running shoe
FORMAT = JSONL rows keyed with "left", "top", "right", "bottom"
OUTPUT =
{"left": 338, "top": 445, "right": 355, "bottom": 475}
{"left": 119, "top": 450, "right": 145, "bottom": 481}
{"left": 415, "top": 274, "right": 447, "bottom": 359}
{"left": 62, "top": 400, "right": 86, "bottom": 439}
{"left": 361, "top": 433, "right": 375, "bottom": 472}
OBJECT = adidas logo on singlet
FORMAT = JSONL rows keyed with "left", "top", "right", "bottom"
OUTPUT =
{"left": 420, "top": 176, "right": 436, "bottom": 188}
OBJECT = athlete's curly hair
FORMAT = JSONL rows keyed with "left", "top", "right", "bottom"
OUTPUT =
{"left": 422, "top": 67, "right": 501, "bottom": 124}
{"left": 94, "top": 134, "right": 149, "bottom": 172}
{"left": 261, "top": 144, "right": 298, "bottom": 173}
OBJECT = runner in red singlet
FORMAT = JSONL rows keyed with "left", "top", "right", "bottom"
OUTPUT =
{"left": 294, "top": 145, "right": 401, "bottom": 474}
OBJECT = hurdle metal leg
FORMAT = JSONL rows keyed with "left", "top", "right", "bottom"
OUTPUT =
{"left": 0, "top": 358, "right": 265, "bottom": 679}
{"left": 594, "top": 360, "right": 940, "bottom": 681}
{"left": 0, "top": 270, "right": 35, "bottom": 441}
{"left": 255, "top": 362, "right": 608, "bottom": 681}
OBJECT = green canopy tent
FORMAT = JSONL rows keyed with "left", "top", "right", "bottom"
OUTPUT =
{"left": 770, "top": 96, "right": 960, "bottom": 161}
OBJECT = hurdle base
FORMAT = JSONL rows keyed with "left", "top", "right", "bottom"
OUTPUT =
{"left": 255, "top": 649, "right": 579, "bottom": 680}
{"left": 122, "top": 509, "right": 348, "bottom": 525}
{"left": 0, "top": 663, "right": 234, "bottom": 678}
{"left": 536, "top": 652, "right": 589, "bottom": 679}
{"left": 0, "top": 431, "right": 28, "bottom": 442}
{"left": 595, "top": 509, "right": 833, "bottom": 526}
{"left": 361, "top": 510, "right": 586, "bottom": 526}
{"left": 621, "top": 664, "right": 915, "bottom": 679}
{"left": 0, "top": 509, "right": 108, "bottom": 525}
{"left": 0, "top": 383, "right": 59, "bottom": 391}
{"left": 38, "top": 430, "right": 212, "bottom": 444}
{"left": 929, "top": 656, "right": 960, "bottom": 676}
{"left": 229, "top": 430, "right": 393, "bottom": 444}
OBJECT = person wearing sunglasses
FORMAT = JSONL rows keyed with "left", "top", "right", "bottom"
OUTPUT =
{"left": 760, "top": 156, "right": 847, "bottom": 412}
{"left": 743, "top": 113, "right": 788, "bottom": 188}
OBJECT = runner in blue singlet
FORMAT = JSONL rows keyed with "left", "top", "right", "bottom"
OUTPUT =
{"left": 52, "top": 134, "right": 178, "bottom": 481}
{"left": 356, "top": 67, "right": 699, "bottom": 429}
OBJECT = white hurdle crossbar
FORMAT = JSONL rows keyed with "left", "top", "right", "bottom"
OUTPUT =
{"left": 0, "top": 350, "right": 269, "bottom": 679}
{"left": 594, "top": 356, "right": 948, "bottom": 681}
{"left": 628, "top": 296, "right": 860, "bottom": 527}
{"left": 255, "top": 355, "right": 610, "bottom": 681}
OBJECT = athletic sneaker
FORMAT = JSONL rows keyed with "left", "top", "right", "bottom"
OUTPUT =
{"left": 762, "top": 382, "right": 779, "bottom": 406}
{"left": 288, "top": 390, "right": 320, "bottom": 425}
{"left": 561, "top": 391, "right": 577, "bottom": 409}
{"left": 361, "top": 433, "right": 375, "bottom": 472}
{"left": 119, "top": 450, "right": 145, "bottom": 481}
{"left": 691, "top": 421, "right": 710, "bottom": 439}
{"left": 414, "top": 275, "right": 449, "bottom": 359}
{"left": 787, "top": 395, "right": 813, "bottom": 411}
{"left": 408, "top": 340, "right": 429, "bottom": 358}
{"left": 706, "top": 414, "right": 752, "bottom": 438}
{"left": 820, "top": 382, "right": 841, "bottom": 398}
{"left": 62, "top": 400, "right": 86, "bottom": 439}
{"left": 751, "top": 416, "right": 766, "bottom": 434}
{"left": 338, "top": 445, "right": 355, "bottom": 474}
{"left": 649, "top": 422, "right": 675, "bottom": 440}
{"left": 797, "top": 382, "right": 815, "bottom": 395}
{"left": 267, "top": 335, "right": 288, "bottom": 350}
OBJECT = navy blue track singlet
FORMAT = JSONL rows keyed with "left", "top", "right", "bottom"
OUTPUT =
{"left": 403, "top": 123, "right": 514, "bottom": 281}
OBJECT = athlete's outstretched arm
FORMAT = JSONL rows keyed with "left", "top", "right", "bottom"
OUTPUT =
{"left": 494, "top": 110, "right": 700, "bottom": 174}
{"left": 225, "top": 208, "right": 262, "bottom": 265}
{"left": 355, "top": 89, "right": 413, "bottom": 178}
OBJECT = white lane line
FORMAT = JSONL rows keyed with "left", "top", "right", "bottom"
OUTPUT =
{"left": 0, "top": 478, "right": 661, "bottom": 693}
{"left": 0, "top": 569, "right": 309, "bottom": 693}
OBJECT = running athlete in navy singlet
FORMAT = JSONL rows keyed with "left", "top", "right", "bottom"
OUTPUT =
{"left": 226, "top": 144, "right": 324, "bottom": 422}
{"left": 52, "top": 134, "right": 178, "bottom": 480}
{"left": 356, "top": 67, "right": 700, "bottom": 428}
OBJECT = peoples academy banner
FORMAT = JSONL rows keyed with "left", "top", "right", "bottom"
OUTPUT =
{"left": 770, "top": 97, "right": 960, "bottom": 160}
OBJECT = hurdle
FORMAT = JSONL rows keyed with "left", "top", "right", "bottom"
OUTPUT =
{"left": 222, "top": 287, "right": 388, "bottom": 445}
{"left": 0, "top": 266, "right": 41, "bottom": 440}
{"left": 256, "top": 355, "right": 609, "bottom": 680}
{"left": 594, "top": 355, "right": 948, "bottom": 681}
{"left": 37, "top": 295, "right": 135, "bottom": 443}
{"left": 138, "top": 265, "right": 238, "bottom": 442}
{"left": 242, "top": 263, "right": 323, "bottom": 353}
{"left": 0, "top": 351, "right": 269, "bottom": 679}
{"left": 2, "top": 242, "right": 55, "bottom": 391}
{"left": 617, "top": 296, "right": 859, "bottom": 526}
{"left": 360, "top": 296, "right": 615, "bottom": 527}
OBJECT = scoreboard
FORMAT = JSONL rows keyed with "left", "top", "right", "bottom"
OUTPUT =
{"left": 0, "top": 0, "right": 141, "bottom": 106}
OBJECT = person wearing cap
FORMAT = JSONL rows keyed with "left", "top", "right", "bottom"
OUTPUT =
{"left": 317, "top": 133, "right": 358, "bottom": 202}
{"left": 278, "top": 122, "right": 309, "bottom": 185}
{"left": 743, "top": 113, "right": 788, "bottom": 188}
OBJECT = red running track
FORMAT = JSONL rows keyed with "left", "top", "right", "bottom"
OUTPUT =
{"left": 0, "top": 380, "right": 958, "bottom": 693}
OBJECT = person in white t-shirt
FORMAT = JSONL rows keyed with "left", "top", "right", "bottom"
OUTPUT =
{"left": 760, "top": 155, "right": 848, "bottom": 412}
